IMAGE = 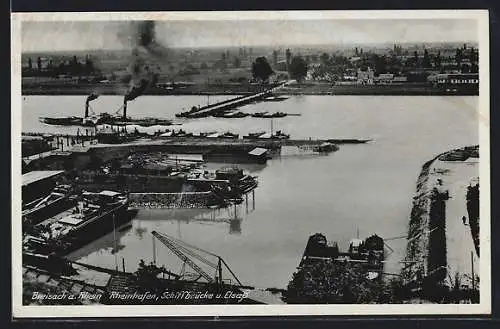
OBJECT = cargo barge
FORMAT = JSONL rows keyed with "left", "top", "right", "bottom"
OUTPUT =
{"left": 283, "top": 233, "right": 386, "bottom": 303}
{"left": 23, "top": 190, "right": 130, "bottom": 256}
{"left": 22, "top": 184, "right": 76, "bottom": 227}
{"left": 299, "top": 233, "right": 385, "bottom": 276}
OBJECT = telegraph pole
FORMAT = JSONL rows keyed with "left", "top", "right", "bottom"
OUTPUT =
{"left": 152, "top": 235, "right": 157, "bottom": 264}
{"left": 471, "top": 251, "right": 475, "bottom": 291}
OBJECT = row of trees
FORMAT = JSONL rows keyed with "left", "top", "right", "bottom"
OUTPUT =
{"left": 24, "top": 55, "right": 100, "bottom": 77}
{"left": 251, "top": 51, "right": 309, "bottom": 83}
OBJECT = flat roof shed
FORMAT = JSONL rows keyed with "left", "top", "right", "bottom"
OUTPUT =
{"left": 248, "top": 147, "right": 268, "bottom": 156}
{"left": 22, "top": 170, "right": 64, "bottom": 187}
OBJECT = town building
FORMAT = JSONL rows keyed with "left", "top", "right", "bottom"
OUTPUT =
{"left": 357, "top": 68, "right": 374, "bottom": 85}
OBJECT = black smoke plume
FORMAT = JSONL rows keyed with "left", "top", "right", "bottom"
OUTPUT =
{"left": 124, "top": 21, "right": 166, "bottom": 102}
{"left": 86, "top": 93, "right": 99, "bottom": 104}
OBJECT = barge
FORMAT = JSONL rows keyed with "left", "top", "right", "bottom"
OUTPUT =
{"left": 300, "top": 233, "right": 385, "bottom": 277}
{"left": 24, "top": 190, "right": 130, "bottom": 256}
{"left": 22, "top": 184, "right": 76, "bottom": 227}
{"left": 39, "top": 116, "right": 83, "bottom": 126}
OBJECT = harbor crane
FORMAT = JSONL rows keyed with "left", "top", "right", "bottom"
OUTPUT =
{"left": 151, "top": 230, "right": 244, "bottom": 287}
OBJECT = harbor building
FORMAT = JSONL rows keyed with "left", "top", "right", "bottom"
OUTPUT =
{"left": 22, "top": 170, "right": 64, "bottom": 203}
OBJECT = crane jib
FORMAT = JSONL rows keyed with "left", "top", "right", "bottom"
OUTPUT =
{"left": 151, "top": 230, "right": 214, "bottom": 283}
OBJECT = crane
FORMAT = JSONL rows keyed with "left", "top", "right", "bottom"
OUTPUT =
{"left": 151, "top": 230, "right": 243, "bottom": 287}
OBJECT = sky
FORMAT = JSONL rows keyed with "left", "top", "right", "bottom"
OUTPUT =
{"left": 21, "top": 19, "right": 479, "bottom": 52}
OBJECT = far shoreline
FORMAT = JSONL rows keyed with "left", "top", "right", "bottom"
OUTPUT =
{"left": 21, "top": 82, "right": 479, "bottom": 97}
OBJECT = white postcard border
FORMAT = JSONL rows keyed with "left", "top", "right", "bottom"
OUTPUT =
{"left": 11, "top": 9, "right": 491, "bottom": 317}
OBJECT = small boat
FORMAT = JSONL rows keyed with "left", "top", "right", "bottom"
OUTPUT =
{"left": 219, "top": 132, "right": 239, "bottom": 139}
{"left": 175, "top": 106, "right": 200, "bottom": 118}
{"left": 212, "top": 111, "right": 227, "bottom": 118}
{"left": 39, "top": 116, "right": 83, "bottom": 126}
{"left": 171, "top": 129, "right": 193, "bottom": 137}
{"left": 313, "top": 142, "right": 339, "bottom": 153}
{"left": 221, "top": 111, "right": 249, "bottom": 118}
{"left": 263, "top": 95, "right": 289, "bottom": 102}
{"left": 262, "top": 112, "right": 287, "bottom": 118}
{"left": 256, "top": 131, "right": 290, "bottom": 140}
{"left": 193, "top": 131, "right": 218, "bottom": 137}
{"left": 267, "top": 130, "right": 290, "bottom": 140}
{"left": 160, "top": 129, "right": 192, "bottom": 137}
{"left": 206, "top": 132, "right": 221, "bottom": 138}
{"left": 243, "top": 131, "right": 266, "bottom": 139}
{"left": 175, "top": 112, "right": 189, "bottom": 118}
{"left": 251, "top": 112, "right": 268, "bottom": 118}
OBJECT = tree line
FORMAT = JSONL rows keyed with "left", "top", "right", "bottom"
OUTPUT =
{"left": 24, "top": 55, "right": 100, "bottom": 78}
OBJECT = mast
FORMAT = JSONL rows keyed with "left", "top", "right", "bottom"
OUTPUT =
{"left": 113, "top": 213, "right": 118, "bottom": 271}
{"left": 207, "top": 77, "right": 210, "bottom": 106}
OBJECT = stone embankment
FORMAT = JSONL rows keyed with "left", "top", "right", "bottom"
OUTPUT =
{"left": 401, "top": 145, "right": 479, "bottom": 302}
{"left": 129, "top": 191, "right": 217, "bottom": 209}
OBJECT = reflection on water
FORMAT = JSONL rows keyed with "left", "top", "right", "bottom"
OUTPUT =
{"left": 229, "top": 219, "right": 242, "bottom": 235}
{"left": 23, "top": 95, "right": 479, "bottom": 289}
{"left": 66, "top": 223, "right": 131, "bottom": 261}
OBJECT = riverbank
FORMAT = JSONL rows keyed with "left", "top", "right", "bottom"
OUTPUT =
{"left": 22, "top": 81, "right": 478, "bottom": 96}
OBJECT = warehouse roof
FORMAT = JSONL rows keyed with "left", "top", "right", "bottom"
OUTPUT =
{"left": 248, "top": 147, "right": 268, "bottom": 156}
{"left": 22, "top": 170, "right": 64, "bottom": 186}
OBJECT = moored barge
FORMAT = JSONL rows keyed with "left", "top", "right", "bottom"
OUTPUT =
{"left": 22, "top": 184, "right": 76, "bottom": 227}
{"left": 24, "top": 190, "right": 130, "bottom": 256}
{"left": 300, "top": 233, "right": 385, "bottom": 277}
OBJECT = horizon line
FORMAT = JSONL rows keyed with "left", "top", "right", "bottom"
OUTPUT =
{"left": 21, "top": 40, "right": 479, "bottom": 54}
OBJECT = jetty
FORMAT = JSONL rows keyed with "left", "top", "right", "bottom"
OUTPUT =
{"left": 176, "top": 81, "right": 293, "bottom": 118}
{"left": 401, "top": 146, "right": 479, "bottom": 302}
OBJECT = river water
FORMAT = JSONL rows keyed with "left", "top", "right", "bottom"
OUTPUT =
{"left": 22, "top": 95, "right": 479, "bottom": 290}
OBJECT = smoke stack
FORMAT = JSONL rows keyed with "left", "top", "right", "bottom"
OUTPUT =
{"left": 85, "top": 93, "right": 99, "bottom": 118}
{"left": 123, "top": 100, "right": 128, "bottom": 120}
{"left": 85, "top": 101, "right": 89, "bottom": 118}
